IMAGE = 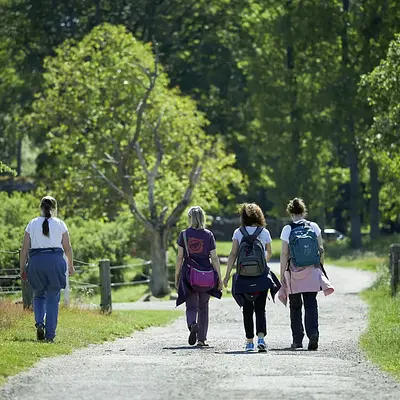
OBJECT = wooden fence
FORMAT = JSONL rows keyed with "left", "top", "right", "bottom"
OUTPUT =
{"left": 1, "top": 256, "right": 152, "bottom": 311}
{"left": 389, "top": 243, "right": 400, "bottom": 296}
{"left": 4, "top": 243, "right": 398, "bottom": 307}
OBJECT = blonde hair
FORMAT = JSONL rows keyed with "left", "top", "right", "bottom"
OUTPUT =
{"left": 188, "top": 206, "right": 206, "bottom": 230}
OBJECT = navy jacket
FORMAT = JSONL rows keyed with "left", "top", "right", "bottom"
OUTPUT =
{"left": 232, "top": 268, "right": 281, "bottom": 307}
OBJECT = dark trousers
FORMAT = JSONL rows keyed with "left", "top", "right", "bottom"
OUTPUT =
{"left": 185, "top": 291, "right": 210, "bottom": 342}
{"left": 289, "top": 292, "right": 319, "bottom": 344}
{"left": 242, "top": 290, "right": 268, "bottom": 339}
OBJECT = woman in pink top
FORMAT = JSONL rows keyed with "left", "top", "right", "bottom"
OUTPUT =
{"left": 279, "top": 198, "right": 334, "bottom": 351}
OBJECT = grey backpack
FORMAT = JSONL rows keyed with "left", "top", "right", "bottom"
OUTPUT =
{"left": 236, "top": 227, "right": 268, "bottom": 277}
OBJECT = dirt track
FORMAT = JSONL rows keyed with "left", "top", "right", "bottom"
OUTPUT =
{"left": 1, "top": 263, "right": 399, "bottom": 400}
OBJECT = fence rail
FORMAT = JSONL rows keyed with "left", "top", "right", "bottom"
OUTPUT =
{"left": 111, "top": 280, "right": 150, "bottom": 287}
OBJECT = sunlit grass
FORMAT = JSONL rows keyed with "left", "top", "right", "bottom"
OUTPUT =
{"left": 325, "top": 255, "right": 385, "bottom": 271}
{"left": 324, "top": 238, "right": 390, "bottom": 271}
{"left": 71, "top": 284, "right": 150, "bottom": 306}
{"left": 216, "top": 239, "right": 281, "bottom": 259}
{"left": 361, "top": 276, "right": 400, "bottom": 380}
{"left": 0, "top": 300, "right": 180, "bottom": 384}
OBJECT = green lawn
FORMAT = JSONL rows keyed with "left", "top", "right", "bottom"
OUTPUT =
{"left": 325, "top": 255, "right": 385, "bottom": 271}
{"left": 218, "top": 234, "right": 399, "bottom": 272}
{"left": 71, "top": 284, "right": 150, "bottom": 305}
{"left": 0, "top": 301, "right": 180, "bottom": 384}
{"left": 324, "top": 238, "right": 390, "bottom": 271}
{"left": 360, "top": 276, "right": 400, "bottom": 380}
{"left": 216, "top": 239, "right": 281, "bottom": 259}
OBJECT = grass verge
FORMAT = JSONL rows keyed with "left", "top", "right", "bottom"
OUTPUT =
{"left": 325, "top": 240, "right": 386, "bottom": 271}
{"left": 325, "top": 255, "right": 385, "bottom": 271}
{"left": 0, "top": 301, "right": 180, "bottom": 384}
{"left": 323, "top": 234, "right": 400, "bottom": 271}
{"left": 71, "top": 284, "right": 150, "bottom": 305}
{"left": 360, "top": 274, "right": 400, "bottom": 380}
{"left": 216, "top": 234, "right": 398, "bottom": 272}
{"left": 217, "top": 239, "right": 281, "bottom": 259}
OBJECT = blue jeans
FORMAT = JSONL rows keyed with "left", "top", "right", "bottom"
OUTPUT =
{"left": 289, "top": 292, "right": 319, "bottom": 344}
{"left": 27, "top": 248, "right": 67, "bottom": 340}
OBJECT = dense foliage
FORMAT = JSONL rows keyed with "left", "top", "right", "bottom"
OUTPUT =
{"left": 0, "top": 193, "right": 139, "bottom": 271}
{"left": 1, "top": 0, "right": 400, "bottom": 255}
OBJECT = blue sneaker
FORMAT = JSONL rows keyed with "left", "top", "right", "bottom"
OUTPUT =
{"left": 245, "top": 342, "right": 255, "bottom": 352}
{"left": 257, "top": 337, "right": 267, "bottom": 352}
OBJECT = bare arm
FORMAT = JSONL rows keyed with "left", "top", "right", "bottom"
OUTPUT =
{"left": 280, "top": 240, "right": 289, "bottom": 279}
{"left": 318, "top": 235, "right": 325, "bottom": 264}
{"left": 223, "top": 239, "right": 239, "bottom": 286}
{"left": 210, "top": 249, "right": 222, "bottom": 283}
{"left": 62, "top": 231, "right": 74, "bottom": 275}
{"left": 19, "top": 232, "right": 31, "bottom": 277}
{"left": 266, "top": 242, "right": 272, "bottom": 262}
{"left": 175, "top": 245, "right": 184, "bottom": 287}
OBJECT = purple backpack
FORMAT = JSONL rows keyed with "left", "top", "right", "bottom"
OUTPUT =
{"left": 183, "top": 231, "right": 215, "bottom": 292}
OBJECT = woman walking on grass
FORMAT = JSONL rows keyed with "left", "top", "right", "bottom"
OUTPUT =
{"left": 20, "top": 196, "right": 74, "bottom": 342}
{"left": 175, "top": 206, "right": 223, "bottom": 347}
{"left": 223, "top": 203, "right": 281, "bottom": 352}
{"left": 278, "top": 198, "right": 334, "bottom": 351}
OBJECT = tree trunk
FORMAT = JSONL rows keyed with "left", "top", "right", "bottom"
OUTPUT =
{"left": 286, "top": 0, "right": 301, "bottom": 194}
{"left": 16, "top": 137, "right": 22, "bottom": 176}
{"left": 94, "top": 0, "right": 102, "bottom": 25}
{"left": 150, "top": 226, "right": 170, "bottom": 297}
{"left": 369, "top": 160, "right": 380, "bottom": 240}
{"left": 348, "top": 140, "right": 362, "bottom": 248}
{"left": 341, "top": 0, "right": 362, "bottom": 248}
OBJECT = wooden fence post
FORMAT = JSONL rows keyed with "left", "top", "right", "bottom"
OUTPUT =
{"left": 64, "top": 272, "right": 70, "bottom": 307}
{"left": 389, "top": 244, "right": 400, "bottom": 296}
{"left": 21, "top": 265, "right": 33, "bottom": 310}
{"left": 99, "top": 259, "right": 112, "bottom": 313}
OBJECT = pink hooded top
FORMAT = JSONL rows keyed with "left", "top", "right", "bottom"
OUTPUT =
{"left": 279, "top": 218, "right": 334, "bottom": 306}
{"left": 278, "top": 266, "right": 334, "bottom": 306}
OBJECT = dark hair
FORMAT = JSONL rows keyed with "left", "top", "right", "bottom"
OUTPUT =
{"left": 40, "top": 196, "right": 57, "bottom": 237}
{"left": 239, "top": 203, "right": 266, "bottom": 226}
{"left": 286, "top": 197, "right": 307, "bottom": 216}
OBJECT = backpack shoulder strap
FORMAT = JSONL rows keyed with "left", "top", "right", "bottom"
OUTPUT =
{"left": 252, "top": 226, "right": 263, "bottom": 238}
{"left": 290, "top": 221, "right": 306, "bottom": 230}
{"left": 182, "top": 230, "right": 190, "bottom": 256}
{"left": 239, "top": 226, "right": 249, "bottom": 237}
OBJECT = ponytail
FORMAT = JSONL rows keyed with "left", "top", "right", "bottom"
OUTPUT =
{"left": 42, "top": 205, "right": 51, "bottom": 237}
{"left": 40, "top": 196, "right": 57, "bottom": 237}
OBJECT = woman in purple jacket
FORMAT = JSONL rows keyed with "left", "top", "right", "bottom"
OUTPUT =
{"left": 175, "top": 206, "right": 223, "bottom": 347}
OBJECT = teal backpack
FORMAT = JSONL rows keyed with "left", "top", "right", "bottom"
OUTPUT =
{"left": 288, "top": 222, "right": 320, "bottom": 267}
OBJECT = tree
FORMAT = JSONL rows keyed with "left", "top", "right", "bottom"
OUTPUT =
{"left": 229, "top": 0, "right": 400, "bottom": 243}
{"left": 29, "top": 24, "right": 243, "bottom": 296}
{"left": 361, "top": 34, "right": 400, "bottom": 227}
{"left": 0, "top": 36, "right": 25, "bottom": 174}
{"left": 0, "top": 161, "right": 16, "bottom": 175}
{"left": 221, "top": 1, "right": 349, "bottom": 223}
{"left": 0, "top": 0, "right": 254, "bottom": 205}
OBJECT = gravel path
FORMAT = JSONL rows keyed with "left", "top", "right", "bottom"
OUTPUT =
{"left": 1, "top": 264, "right": 399, "bottom": 400}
